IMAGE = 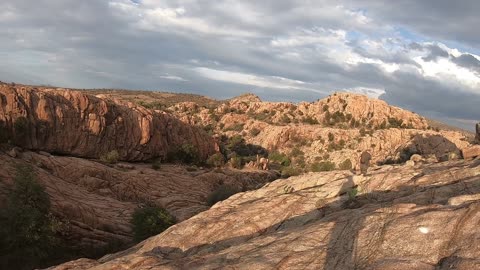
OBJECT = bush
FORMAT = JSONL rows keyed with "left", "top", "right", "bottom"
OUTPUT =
{"left": 290, "top": 147, "right": 304, "bottom": 157}
{"left": 388, "top": 117, "right": 404, "bottom": 128}
{"left": 280, "top": 114, "right": 291, "bottom": 124}
{"left": 302, "top": 116, "right": 319, "bottom": 125}
{"left": 281, "top": 166, "right": 301, "bottom": 178}
{"left": 328, "top": 132, "right": 334, "bottom": 142}
{"left": 338, "top": 159, "right": 353, "bottom": 170}
{"left": 131, "top": 207, "right": 176, "bottom": 242}
{"left": 322, "top": 104, "right": 329, "bottom": 112}
{"left": 359, "top": 128, "right": 367, "bottom": 137}
{"left": 170, "top": 143, "right": 200, "bottom": 164}
{"left": 220, "top": 135, "right": 267, "bottom": 159}
{"left": 0, "top": 164, "right": 63, "bottom": 269}
{"left": 100, "top": 150, "right": 120, "bottom": 164}
{"left": 311, "top": 161, "right": 336, "bottom": 172}
{"left": 268, "top": 151, "right": 291, "bottom": 166}
{"left": 225, "top": 123, "right": 245, "bottom": 132}
{"left": 229, "top": 153, "right": 242, "bottom": 169}
{"left": 207, "top": 185, "right": 239, "bottom": 206}
{"left": 207, "top": 153, "right": 225, "bottom": 168}
{"left": 249, "top": 128, "right": 261, "bottom": 137}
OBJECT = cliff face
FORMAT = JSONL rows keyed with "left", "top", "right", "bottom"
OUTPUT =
{"left": 51, "top": 158, "right": 480, "bottom": 270}
{"left": 0, "top": 84, "right": 216, "bottom": 161}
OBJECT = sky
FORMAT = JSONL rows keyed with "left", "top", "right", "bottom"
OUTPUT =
{"left": 1, "top": 1, "right": 480, "bottom": 130}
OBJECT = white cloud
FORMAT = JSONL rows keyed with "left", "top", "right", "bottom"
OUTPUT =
{"left": 158, "top": 74, "right": 187, "bottom": 81}
{"left": 194, "top": 67, "right": 314, "bottom": 91}
{"left": 343, "top": 87, "right": 385, "bottom": 98}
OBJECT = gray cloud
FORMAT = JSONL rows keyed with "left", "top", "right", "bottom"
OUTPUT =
{"left": 343, "top": 0, "right": 480, "bottom": 48}
{"left": 0, "top": 0, "right": 479, "bottom": 131}
{"left": 422, "top": 45, "right": 449, "bottom": 62}
{"left": 451, "top": 53, "right": 480, "bottom": 72}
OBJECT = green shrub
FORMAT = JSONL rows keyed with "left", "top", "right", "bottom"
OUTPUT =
{"left": 322, "top": 104, "right": 329, "bottom": 112}
{"left": 388, "top": 117, "right": 404, "bottom": 128}
{"left": 131, "top": 207, "right": 176, "bottom": 242}
{"left": 169, "top": 143, "right": 200, "bottom": 164}
{"left": 290, "top": 147, "right": 304, "bottom": 157}
{"left": 328, "top": 132, "right": 334, "bottom": 142}
{"left": 207, "top": 153, "right": 225, "bottom": 168}
{"left": 338, "top": 159, "right": 353, "bottom": 170}
{"left": 253, "top": 112, "right": 269, "bottom": 121}
{"left": 281, "top": 166, "right": 301, "bottom": 178}
{"left": 207, "top": 185, "right": 239, "bottom": 206}
{"left": 311, "top": 161, "right": 336, "bottom": 172}
{"left": 0, "top": 164, "right": 63, "bottom": 269}
{"left": 100, "top": 150, "right": 120, "bottom": 164}
{"left": 225, "top": 123, "right": 245, "bottom": 132}
{"left": 347, "top": 187, "right": 358, "bottom": 201}
{"left": 268, "top": 151, "right": 291, "bottom": 166}
{"left": 220, "top": 135, "right": 267, "bottom": 158}
{"left": 280, "top": 114, "right": 291, "bottom": 124}
{"left": 302, "top": 116, "right": 319, "bottom": 125}
{"left": 229, "top": 153, "right": 242, "bottom": 169}
{"left": 249, "top": 128, "right": 261, "bottom": 137}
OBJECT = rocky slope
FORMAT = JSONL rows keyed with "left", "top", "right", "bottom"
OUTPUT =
{"left": 122, "top": 91, "right": 473, "bottom": 170}
{"left": 52, "top": 157, "right": 480, "bottom": 269}
{"left": 0, "top": 148, "right": 278, "bottom": 254}
{"left": 0, "top": 83, "right": 216, "bottom": 161}
{"left": 1, "top": 84, "right": 478, "bottom": 269}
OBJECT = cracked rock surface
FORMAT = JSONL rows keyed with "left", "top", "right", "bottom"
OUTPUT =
{"left": 51, "top": 159, "right": 480, "bottom": 269}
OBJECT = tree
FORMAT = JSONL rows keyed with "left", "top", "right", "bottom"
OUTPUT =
{"left": 131, "top": 207, "right": 176, "bottom": 242}
{"left": 0, "top": 164, "right": 61, "bottom": 269}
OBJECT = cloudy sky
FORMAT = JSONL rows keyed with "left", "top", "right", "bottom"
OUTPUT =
{"left": 1, "top": 1, "right": 479, "bottom": 130}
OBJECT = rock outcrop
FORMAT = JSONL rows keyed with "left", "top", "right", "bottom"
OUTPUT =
{"left": 51, "top": 158, "right": 480, "bottom": 269}
{"left": 0, "top": 149, "right": 278, "bottom": 252}
{"left": 0, "top": 84, "right": 216, "bottom": 161}
{"left": 152, "top": 91, "right": 472, "bottom": 170}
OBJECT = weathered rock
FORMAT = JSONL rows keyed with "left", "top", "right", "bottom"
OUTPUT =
{"left": 52, "top": 159, "right": 480, "bottom": 270}
{"left": 405, "top": 160, "right": 415, "bottom": 166}
{"left": 410, "top": 153, "right": 423, "bottom": 163}
{"left": 0, "top": 85, "right": 216, "bottom": 161}
{"left": 448, "top": 194, "right": 480, "bottom": 206}
{"left": 462, "top": 145, "right": 480, "bottom": 160}
{"left": 0, "top": 151, "right": 278, "bottom": 252}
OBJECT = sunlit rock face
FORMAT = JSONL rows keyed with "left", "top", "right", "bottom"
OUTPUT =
{"left": 0, "top": 84, "right": 216, "bottom": 161}
{"left": 52, "top": 158, "right": 480, "bottom": 269}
